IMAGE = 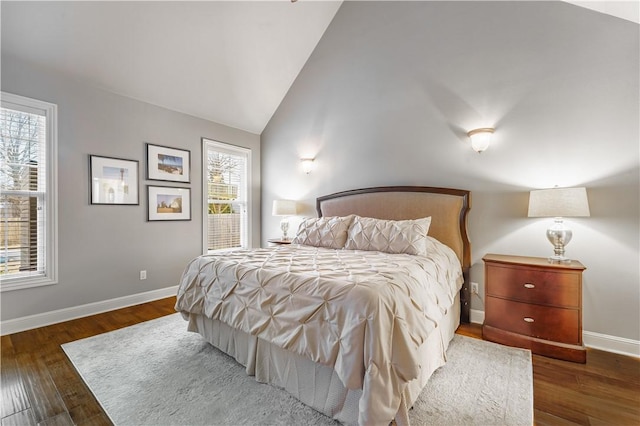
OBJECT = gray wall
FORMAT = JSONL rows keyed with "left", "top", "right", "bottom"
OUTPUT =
{"left": 261, "top": 2, "right": 639, "bottom": 341}
{"left": 1, "top": 54, "right": 261, "bottom": 321}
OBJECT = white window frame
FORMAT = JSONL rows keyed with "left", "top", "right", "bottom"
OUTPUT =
{"left": 1, "top": 92, "right": 58, "bottom": 292}
{"left": 202, "top": 138, "right": 252, "bottom": 254}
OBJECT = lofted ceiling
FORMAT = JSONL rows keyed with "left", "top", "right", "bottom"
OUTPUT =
{"left": 1, "top": 1, "right": 636, "bottom": 135}
{"left": 1, "top": 1, "right": 343, "bottom": 134}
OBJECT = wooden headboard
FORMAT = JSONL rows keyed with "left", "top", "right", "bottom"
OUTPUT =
{"left": 317, "top": 186, "right": 471, "bottom": 323}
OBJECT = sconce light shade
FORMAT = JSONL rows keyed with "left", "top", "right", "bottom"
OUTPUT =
{"left": 301, "top": 158, "right": 314, "bottom": 174}
{"left": 528, "top": 187, "right": 590, "bottom": 262}
{"left": 467, "top": 128, "right": 494, "bottom": 153}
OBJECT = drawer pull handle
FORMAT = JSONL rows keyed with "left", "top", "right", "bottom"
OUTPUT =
{"left": 523, "top": 317, "right": 535, "bottom": 323}
{"left": 524, "top": 283, "right": 535, "bottom": 289}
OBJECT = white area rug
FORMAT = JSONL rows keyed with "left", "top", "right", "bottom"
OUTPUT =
{"left": 62, "top": 314, "right": 533, "bottom": 425}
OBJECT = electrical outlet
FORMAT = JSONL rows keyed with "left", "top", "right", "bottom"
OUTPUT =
{"left": 471, "top": 282, "right": 479, "bottom": 294}
{"left": 140, "top": 270, "right": 147, "bottom": 280}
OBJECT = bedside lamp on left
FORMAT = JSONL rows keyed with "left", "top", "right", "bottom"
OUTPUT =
{"left": 272, "top": 200, "right": 297, "bottom": 240}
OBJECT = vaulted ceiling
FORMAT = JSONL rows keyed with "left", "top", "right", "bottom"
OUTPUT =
{"left": 1, "top": 1, "right": 342, "bottom": 134}
{"left": 1, "top": 1, "right": 636, "bottom": 135}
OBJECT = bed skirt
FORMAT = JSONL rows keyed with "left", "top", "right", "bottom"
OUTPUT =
{"left": 185, "top": 295, "right": 460, "bottom": 425}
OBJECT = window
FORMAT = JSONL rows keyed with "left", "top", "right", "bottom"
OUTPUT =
{"left": 202, "top": 139, "right": 251, "bottom": 253}
{"left": 1, "top": 92, "right": 57, "bottom": 291}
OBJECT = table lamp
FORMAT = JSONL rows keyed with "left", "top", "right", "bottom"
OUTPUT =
{"left": 272, "top": 200, "right": 297, "bottom": 240}
{"left": 528, "top": 187, "right": 590, "bottom": 262}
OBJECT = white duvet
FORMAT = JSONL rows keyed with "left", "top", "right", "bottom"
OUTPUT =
{"left": 175, "top": 237, "right": 463, "bottom": 425}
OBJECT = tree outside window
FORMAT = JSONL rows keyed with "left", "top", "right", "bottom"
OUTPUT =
{"left": 0, "top": 92, "right": 57, "bottom": 290}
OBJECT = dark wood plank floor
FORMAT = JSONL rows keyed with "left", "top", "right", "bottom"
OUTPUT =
{"left": 1, "top": 297, "right": 638, "bottom": 425}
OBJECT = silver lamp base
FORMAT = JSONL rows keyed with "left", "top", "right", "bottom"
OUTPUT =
{"left": 280, "top": 219, "right": 290, "bottom": 241}
{"left": 546, "top": 217, "right": 572, "bottom": 263}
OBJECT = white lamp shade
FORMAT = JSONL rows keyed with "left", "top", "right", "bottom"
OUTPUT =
{"left": 301, "top": 158, "right": 314, "bottom": 174}
{"left": 467, "top": 128, "right": 494, "bottom": 153}
{"left": 272, "top": 199, "right": 297, "bottom": 216}
{"left": 528, "top": 187, "right": 590, "bottom": 218}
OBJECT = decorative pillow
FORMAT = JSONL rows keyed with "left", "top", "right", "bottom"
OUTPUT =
{"left": 292, "top": 215, "right": 354, "bottom": 249}
{"left": 344, "top": 216, "right": 432, "bottom": 256}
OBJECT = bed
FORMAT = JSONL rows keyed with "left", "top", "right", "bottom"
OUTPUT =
{"left": 175, "top": 186, "right": 471, "bottom": 426}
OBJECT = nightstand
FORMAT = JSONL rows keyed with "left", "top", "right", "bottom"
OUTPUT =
{"left": 482, "top": 254, "right": 587, "bottom": 363}
{"left": 267, "top": 238, "right": 292, "bottom": 246}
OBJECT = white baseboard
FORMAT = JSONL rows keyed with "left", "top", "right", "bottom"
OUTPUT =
{"left": 470, "top": 308, "right": 485, "bottom": 325}
{"left": 583, "top": 330, "right": 640, "bottom": 358}
{"left": 0, "top": 286, "right": 178, "bottom": 336}
{"left": 468, "top": 309, "right": 639, "bottom": 359}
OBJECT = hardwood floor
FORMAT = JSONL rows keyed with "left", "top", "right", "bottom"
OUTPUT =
{"left": 1, "top": 297, "right": 176, "bottom": 426}
{"left": 1, "top": 298, "right": 638, "bottom": 425}
{"left": 458, "top": 323, "right": 640, "bottom": 425}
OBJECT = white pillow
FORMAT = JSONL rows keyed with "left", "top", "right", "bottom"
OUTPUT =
{"left": 292, "top": 215, "right": 354, "bottom": 249}
{"left": 344, "top": 216, "right": 432, "bottom": 256}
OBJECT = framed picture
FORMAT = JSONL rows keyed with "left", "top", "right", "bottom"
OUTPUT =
{"left": 146, "top": 143, "right": 191, "bottom": 183}
{"left": 147, "top": 186, "right": 191, "bottom": 221}
{"left": 90, "top": 155, "right": 139, "bottom": 205}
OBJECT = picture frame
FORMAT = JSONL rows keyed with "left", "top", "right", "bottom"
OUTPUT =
{"left": 147, "top": 186, "right": 191, "bottom": 221}
{"left": 90, "top": 155, "right": 139, "bottom": 205}
{"left": 146, "top": 143, "right": 191, "bottom": 183}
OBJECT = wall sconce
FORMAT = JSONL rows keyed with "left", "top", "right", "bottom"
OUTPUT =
{"left": 528, "top": 187, "right": 590, "bottom": 262}
{"left": 301, "top": 158, "right": 314, "bottom": 174}
{"left": 467, "top": 128, "right": 494, "bottom": 153}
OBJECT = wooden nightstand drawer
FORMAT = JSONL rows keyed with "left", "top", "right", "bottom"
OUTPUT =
{"left": 482, "top": 254, "right": 586, "bottom": 362}
{"left": 485, "top": 296, "right": 581, "bottom": 344}
{"left": 486, "top": 264, "right": 580, "bottom": 308}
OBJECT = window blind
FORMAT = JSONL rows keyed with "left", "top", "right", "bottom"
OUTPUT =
{"left": 1, "top": 92, "right": 57, "bottom": 291}
{"left": 0, "top": 106, "right": 47, "bottom": 280}
{"left": 204, "top": 140, "right": 250, "bottom": 252}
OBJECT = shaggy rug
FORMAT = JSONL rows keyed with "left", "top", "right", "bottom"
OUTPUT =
{"left": 62, "top": 314, "right": 533, "bottom": 425}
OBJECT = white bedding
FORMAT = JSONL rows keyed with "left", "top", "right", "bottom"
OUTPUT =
{"left": 175, "top": 237, "right": 463, "bottom": 425}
